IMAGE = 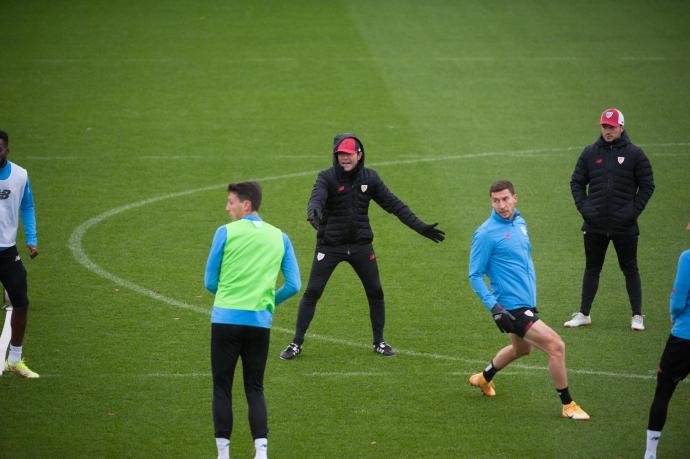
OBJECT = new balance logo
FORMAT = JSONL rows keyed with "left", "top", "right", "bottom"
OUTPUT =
{"left": 0, "top": 190, "right": 10, "bottom": 200}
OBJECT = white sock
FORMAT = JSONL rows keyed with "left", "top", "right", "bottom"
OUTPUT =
{"left": 8, "top": 344, "right": 22, "bottom": 363}
{"left": 254, "top": 438, "right": 267, "bottom": 459}
{"left": 645, "top": 430, "right": 661, "bottom": 457}
{"left": 215, "top": 437, "right": 230, "bottom": 459}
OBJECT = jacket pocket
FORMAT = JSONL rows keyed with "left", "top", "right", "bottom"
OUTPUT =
{"left": 580, "top": 203, "right": 599, "bottom": 224}
{"left": 611, "top": 202, "right": 636, "bottom": 226}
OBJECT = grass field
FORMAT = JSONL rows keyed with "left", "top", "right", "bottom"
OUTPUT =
{"left": 2, "top": 1, "right": 690, "bottom": 458}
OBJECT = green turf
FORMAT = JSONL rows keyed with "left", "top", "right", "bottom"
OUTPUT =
{"left": 2, "top": 1, "right": 690, "bottom": 457}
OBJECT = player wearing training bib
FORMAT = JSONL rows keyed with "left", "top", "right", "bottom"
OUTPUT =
{"left": 0, "top": 130, "right": 39, "bottom": 379}
{"left": 205, "top": 182, "right": 300, "bottom": 459}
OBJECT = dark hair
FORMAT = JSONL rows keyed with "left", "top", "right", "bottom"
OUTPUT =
{"left": 227, "top": 181, "right": 262, "bottom": 211}
{"left": 489, "top": 180, "right": 515, "bottom": 195}
{"left": 0, "top": 130, "right": 8, "bottom": 144}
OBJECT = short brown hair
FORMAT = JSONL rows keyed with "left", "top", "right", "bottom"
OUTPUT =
{"left": 489, "top": 180, "right": 515, "bottom": 195}
{"left": 227, "top": 181, "right": 262, "bottom": 211}
{"left": 489, "top": 180, "right": 515, "bottom": 196}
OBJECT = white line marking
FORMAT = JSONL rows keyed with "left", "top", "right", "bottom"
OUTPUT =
{"left": 68, "top": 143, "right": 690, "bottom": 382}
{"left": 435, "top": 57, "right": 496, "bottom": 62}
{"left": 307, "top": 372, "right": 388, "bottom": 377}
{"left": 23, "top": 157, "right": 80, "bottom": 161}
{"left": 21, "top": 142, "right": 688, "bottom": 162}
{"left": 621, "top": 57, "right": 666, "bottom": 61}
{"left": 140, "top": 155, "right": 206, "bottom": 160}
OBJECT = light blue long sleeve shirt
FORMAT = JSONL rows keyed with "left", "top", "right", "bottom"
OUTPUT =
{"left": 204, "top": 215, "right": 301, "bottom": 328}
{"left": 0, "top": 161, "right": 37, "bottom": 249}
{"left": 469, "top": 209, "right": 537, "bottom": 311}
{"left": 670, "top": 249, "right": 690, "bottom": 340}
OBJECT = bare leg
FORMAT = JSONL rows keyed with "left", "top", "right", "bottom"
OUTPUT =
{"left": 523, "top": 320, "right": 567, "bottom": 388}
{"left": 492, "top": 333, "right": 533, "bottom": 370}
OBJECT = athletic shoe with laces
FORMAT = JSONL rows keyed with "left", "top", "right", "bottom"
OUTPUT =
{"left": 373, "top": 341, "right": 396, "bottom": 356}
{"left": 631, "top": 314, "right": 645, "bottom": 331}
{"left": 5, "top": 358, "right": 40, "bottom": 378}
{"left": 469, "top": 372, "right": 496, "bottom": 397}
{"left": 563, "top": 312, "right": 592, "bottom": 328}
{"left": 279, "top": 342, "right": 301, "bottom": 360}
{"left": 561, "top": 401, "right": 590, "bottom": 420}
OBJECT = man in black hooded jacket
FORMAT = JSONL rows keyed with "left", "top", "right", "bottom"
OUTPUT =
{"left": 280, "top": 133, "right": 445, "bottom": 359}
{"left": 564, "top": 108, "right": 654, "bottom": 331}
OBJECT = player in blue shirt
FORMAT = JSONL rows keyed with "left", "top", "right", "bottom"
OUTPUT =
{"left": 644, "top": 212, "right": 690, "bottom": 459}
{"left": 468, "top": 180, "right": 589, "bottom": 420}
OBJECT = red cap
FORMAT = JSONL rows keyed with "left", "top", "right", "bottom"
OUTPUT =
{"left": 335, "top": 137, "right": 359, "bottom": 155}
{"left": 600, "top": 108, "right": 625, "bottom": 127}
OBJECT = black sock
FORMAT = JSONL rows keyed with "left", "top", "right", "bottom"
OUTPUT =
{"left": 482, "top": 361, "right": 499, "bottom": 382}
{"left": 557, "top": 387, "right": 573, "bottom": 405}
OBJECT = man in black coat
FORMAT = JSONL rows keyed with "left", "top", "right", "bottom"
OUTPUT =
{"left": 280, "top": 133, "right": 445, "bottom": 359}
{"left": 565, "top": 108, "right": 654, "bottom": 331}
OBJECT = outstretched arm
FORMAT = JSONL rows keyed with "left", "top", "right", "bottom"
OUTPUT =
{"left": 372, "top": 173, "right": 445, "bottom": 242}
{"left": 306, "top": 172, "right": 328, "bottom": 229}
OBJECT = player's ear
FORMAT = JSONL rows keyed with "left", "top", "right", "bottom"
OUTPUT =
{"left": 242, "top": 199, "right": 252, "bottom": 213}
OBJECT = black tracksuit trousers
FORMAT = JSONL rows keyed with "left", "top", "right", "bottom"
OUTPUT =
{"left": 211, "top": 324, "right": 270, "bottom": 440}
{"left": 580, "top": 232, "right": 642, "bottom": 316}
{"left": 292, "top": 243, "right": 385, "bottom": 346}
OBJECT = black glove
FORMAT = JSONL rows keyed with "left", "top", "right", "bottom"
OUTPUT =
{"left": 420, "top": 222, "right": 445, "bottom": 243}
{"left": 308, "top": 208, "right": 323, "bottom": 230}
{"left": 491, "top": 304, "right": 516, "bottom": 333}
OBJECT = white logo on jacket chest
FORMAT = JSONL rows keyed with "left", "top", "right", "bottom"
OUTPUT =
{"left": 361, "top": 184, "right": 368, "bottom": 192}
{"left": 618, "top": 156, "right": 625, "bottom": 164}
{"left": 316, "top": 252, "right": 325, "bottom": 261}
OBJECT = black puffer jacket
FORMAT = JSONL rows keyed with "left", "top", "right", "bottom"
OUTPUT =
{"left": 307, "top": 134, "right": 429, "bottom": 246}
{"left": 570, "top": 130, "right": 654, "bottom": 235}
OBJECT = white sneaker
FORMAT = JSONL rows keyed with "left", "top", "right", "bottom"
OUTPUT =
{"left": 631, "top": 315, "right": 645, "bottom": 331}
{"left": 564, "top": 312, "right": 592, "bottom": 328}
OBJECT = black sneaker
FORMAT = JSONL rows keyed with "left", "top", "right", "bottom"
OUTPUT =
{"left": 279, "top": 342, "right": 302, "bottom": 360}
{"left": 373, "top": 341, "right": 396, "bottom": 356}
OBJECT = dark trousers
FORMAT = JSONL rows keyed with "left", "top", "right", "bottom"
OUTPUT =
{"left": 580, "top": 232, "right": 641, "bottom": 316}
{"left": 211, "top": 323, "right": 270, "bottom": 440}
{"left": 648, "top": 335, "right": 690, "bottom": 431}
{"left": 293, "top": 244, "right": 385, "bottom": 345}
{"left": 0, "top": 246, "right": 29, "bottom": 308}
